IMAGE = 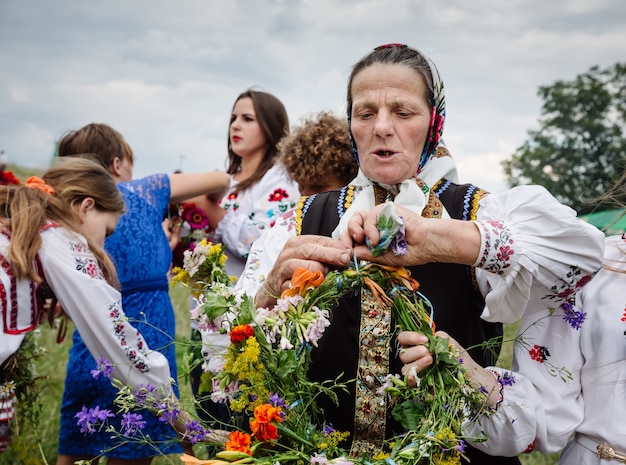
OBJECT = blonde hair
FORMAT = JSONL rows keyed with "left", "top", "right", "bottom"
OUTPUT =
{"left": 0, "top": 157, "right": 125, "bottom": 287}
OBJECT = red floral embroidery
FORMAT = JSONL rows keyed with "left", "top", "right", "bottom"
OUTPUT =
{"left": 496, "top": 245, "right": 514, "bottom": 262}
{"left": 268, "top": 188, "right": 288, "bottom": 202}
{"left": 524, "top": 441, "right": 535, "bottom": 453}
{"left": 529, "top": 344, "right": 550, "bottom": 363}
{"left": 575, "top": 275, "right": 592, "bottom": 289}
{"left": 621, "top": 307, "right": 626, "bottom": 323}
{"left": 85, "top": 263, "right": 99, "bottom": 277}
{"left": 228, "top": 192, "right": 238, "bottom": 201}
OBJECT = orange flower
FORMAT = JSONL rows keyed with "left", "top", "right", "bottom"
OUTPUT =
{"left": 280, "top": 268, "right": 325, "bottom": 299}
{"left": 249, "top": 403, "right": 283, "bottom": 442}
{"left": 230, "top": 324, "right": 255, "bottom": 344}
{"left": 25, "top": 176, "right": 55, "bottom": 195}
{"left": 225, "top": 430, "right": 252, "bottom": 455}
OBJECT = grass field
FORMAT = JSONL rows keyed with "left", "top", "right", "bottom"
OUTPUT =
{"left": 1, "top": 285, "right": 560, "bottom": 465}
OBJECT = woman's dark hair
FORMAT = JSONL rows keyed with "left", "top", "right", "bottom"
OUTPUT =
{"left": 226, "top": 89, "right": 289, "bottom": 193}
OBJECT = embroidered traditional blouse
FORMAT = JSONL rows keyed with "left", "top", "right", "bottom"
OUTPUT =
{"left": 212, "top": 164, "right": 299, "bottom": 279}
{"left": 465, "top": 234, "right": 626, "bottom": 464}
{"left": 0, "top": 225, "right": 172, "bottom": 394}
{"left": 237, "top": 183, "right": 605, "bottom": 321}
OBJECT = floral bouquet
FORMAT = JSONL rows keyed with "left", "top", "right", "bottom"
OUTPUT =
{"left": 176, "top": 246, "right": 492, "bottom": 465}
{"left": 171, "top": 202, "right": 213, "bottom": 269}
{"left": 171, "top": 239, "right": 234, "bottom": 299}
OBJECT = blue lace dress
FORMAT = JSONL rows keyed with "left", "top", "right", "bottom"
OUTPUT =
{"left": 58, "top": 174, "right": 182, "bottom": 459}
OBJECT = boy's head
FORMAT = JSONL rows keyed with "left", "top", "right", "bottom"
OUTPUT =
{"left": 278, "top": 111, "right": 358, "bottom": 196}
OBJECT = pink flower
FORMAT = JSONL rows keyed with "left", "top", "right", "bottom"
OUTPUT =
{"left": 181, "top": 203, "right": 209, "bottom": 230}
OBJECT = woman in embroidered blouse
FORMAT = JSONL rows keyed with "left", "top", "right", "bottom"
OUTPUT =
{"left": 193, "top": 89, "right": 299, "bottom": 279}
{"left": 0, "top": 159, "right": 181, "bottom": 449}
{"left": 235, "top": 44, "right": 605, "bottom": 464}
{"left": 395, "top": 172, "right": 626, "bottom": 464}
{"left": 54, "top": 123, "right": 229, "bottom": 465}
{"left": 184, "top": 89, "right": 298, "bottom": 437}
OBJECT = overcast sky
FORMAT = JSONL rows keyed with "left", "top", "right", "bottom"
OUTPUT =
{"left": 1, "top": 0, "right": 625, "bottom": 193}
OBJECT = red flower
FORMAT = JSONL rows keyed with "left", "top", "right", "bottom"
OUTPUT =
{"left": 268, "top": 188, "right": 288, "bottom": 202}
{"left": 0, "top": 170, "right": 22, "bottom": 186}
{"left": 230, "top": 325, "right": 255, "bottom": 344}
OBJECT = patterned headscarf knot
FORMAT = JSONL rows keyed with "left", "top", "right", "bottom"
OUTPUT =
{"left": 25, "top": 176, "right": 55, "bottom": 195}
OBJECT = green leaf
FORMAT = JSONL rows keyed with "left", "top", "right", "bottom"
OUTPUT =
{"left": 391, "top": 399, "right": 426, "bottom": 430}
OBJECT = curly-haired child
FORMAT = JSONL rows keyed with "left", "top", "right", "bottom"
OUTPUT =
{"left": 277, "top": 111, "right": 358, "bottom": 195}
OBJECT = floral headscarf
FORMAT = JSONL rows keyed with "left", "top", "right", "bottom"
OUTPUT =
{"left": 346, "top": 43, "right": 446, "bottom": 174}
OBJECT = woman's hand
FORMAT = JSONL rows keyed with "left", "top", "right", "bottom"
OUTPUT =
{"left": 344, "top": 202, "right": 481, "bottom": 267}
{"left": 397, "top": 330, "right": 501, "bottom": 406}
{"left": 396, "top": 331, "right": 434, "bottom": 386}
{"left": 162, "top": 217, "right": 182, "bottom": 251}
{"left": 254, "top": 235, "right": 353, "bottom": 309}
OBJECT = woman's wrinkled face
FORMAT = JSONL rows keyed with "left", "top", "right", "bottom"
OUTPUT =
{"left": 229, "top": 97, "right": 267, "bottom": 159}
{"left": 350, "top": 63, "right": 431, "bottom": 185}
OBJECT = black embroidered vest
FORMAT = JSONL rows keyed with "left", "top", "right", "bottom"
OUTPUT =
{"left": 298, "top": 180, "right": 520, "bottom": 465}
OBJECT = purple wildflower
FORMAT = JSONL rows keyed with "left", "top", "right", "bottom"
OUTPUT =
{"left": 90, "top": 358, "right": 114, "bottom": 380}
{"left": 390, "top": 223, "right": 407, "bottom": 256}
{"left": 479, "top": 386, "right": 489, "bottom": 395}
{"left": 456, "top": 440, "right": 467, "bottom": 454}
{"left": 75, "top": 405, "right": 114, "bottom": 434}
{"left": 184, "top": 419, "right": 210, "bottom": 444}
{"left": 134, "top": 384, "right": 157, "bottom": 407}
{"left": 323, "top": 423, "right": 335, "bottom": 435}
{"left": 269, "top": 393, "right": 288, "bottom": 409}
{"left": 156, "top": 397, "right": 181, "bottom": 424}
{"left": 121, "top": 412, "right": 146, "bottom": 437}
{"left": 501, "top": 371, "right": 516, "bottom": 386}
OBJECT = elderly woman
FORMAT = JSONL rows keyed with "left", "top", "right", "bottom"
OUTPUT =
{"left": 236, "top": 44, "right": 605, "bottom": 464}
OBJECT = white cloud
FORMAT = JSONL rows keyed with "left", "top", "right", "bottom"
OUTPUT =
{"left": 0, "top": 0, "right": 624, "bottom": 191}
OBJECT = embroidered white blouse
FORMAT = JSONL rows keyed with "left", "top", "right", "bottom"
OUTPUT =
{"left": 212, "top": 164, "right": 299, "bottom": 279}
{"left": 1, "top": 225, "right": 172, "bottom": 395}
{"left": 236, "top": 184, "right": 605, "bottom": 325}
{"left": 465, "top": 233, "right": 626, "bottom": 464}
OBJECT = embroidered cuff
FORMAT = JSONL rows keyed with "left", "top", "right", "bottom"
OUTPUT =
{"left": 472, "top": 220, "right": 515, "bottom": 275}
{"left": 486, "top": 369, "right": 505, "bottom": 412}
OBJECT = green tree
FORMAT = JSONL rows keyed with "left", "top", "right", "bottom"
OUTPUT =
{"left": 503, "top": 63, "right": 626, "bottom": 214}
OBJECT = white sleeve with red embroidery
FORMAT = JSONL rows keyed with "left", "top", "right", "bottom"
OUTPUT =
{"left": 472, "top": 184, "right": 605, "bottom": 324}
{"left": 214, "top": 164, "right": 299, "bottom": 263}
{"left": 38, "top": 226, "right": 173, "bottom": 396}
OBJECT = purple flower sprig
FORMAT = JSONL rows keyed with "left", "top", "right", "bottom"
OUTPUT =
{"left": 90, "top": 357, "right": 114, "bottom": 380}
{"left": 75, "top": 405, "right": 114, "bottom": 434}
{"left": 120, "top": 412, "right": 146, "bottom": 437}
